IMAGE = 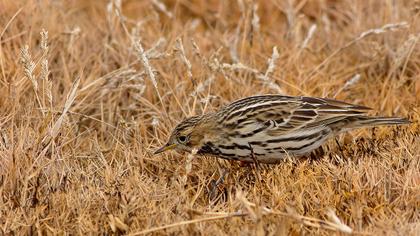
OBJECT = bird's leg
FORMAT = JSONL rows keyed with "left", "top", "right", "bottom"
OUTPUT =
{"left": 208, "top": 160, "right": 229, "bottom": 201}
{"left": 208, "top": 169, "right": 229, "bottom": 201}
{"left": 335, "top": 138, "right": 345, "bottom": 157}
{"left": 248, "top": 143, "right": 260, "bottom": 169}
{"left": 248, "top": 143, "right": 262, "bottom": 186}
{"left": 309, "top": 146, "right": 325, "bottom": 160}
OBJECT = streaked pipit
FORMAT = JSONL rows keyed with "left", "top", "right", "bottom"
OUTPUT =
{"left": 154, "top": 95, "right": 410, "bottom": 163}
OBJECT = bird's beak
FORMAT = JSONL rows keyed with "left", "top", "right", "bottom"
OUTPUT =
{"left": 153, "top": 143, "right": 177, "bottom": 155}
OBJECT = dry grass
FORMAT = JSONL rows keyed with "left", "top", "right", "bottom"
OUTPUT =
{"left": 0, "top": 0, "right": 419, "bottom": 235}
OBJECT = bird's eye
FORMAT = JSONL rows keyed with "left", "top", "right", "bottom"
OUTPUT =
{"left": 178, "top": 136, "right": 187, "bottom": 143}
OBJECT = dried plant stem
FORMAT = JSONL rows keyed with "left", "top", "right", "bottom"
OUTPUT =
{"left": 182, "top": 148, "right": 197, "bottom": 186}
{"left": 132, "top": 207, "right": 361, "bottom": 236}
{"left": 304, "top": 22, "right": 409, "bottom": 83}
{"left": 34, "top": 90, "right": 44, "bottom": 116}
{"left": 20, "top": 45, "right": 45, "bottom": 116}
{"left": 175, "top": 38, "right": 195, "bottom": 86}
{"left": 151, "top": 0, "right": 173, "bottom": 18}
{"left": 1, "top": 1, "right": 418, "bottom": 235}
{"left": 40, "top": 29, "right": 52, "bottom": 109}
{"left": 1, "top": 7, "right": 23, "bottom": 82}
{"left": 235, "top": 192, "right": 355, "bottom": 234}
{"left": 43, "top": 76, "right": 80, "bottom": 144}
{"left": 129, "top": 212, "right": 247, "bottom": 235}
{"left": 113, "top": 5, "right": 166, "bottom": 111}
{"left": 334, "top": 74, "right": 361, "bottom": 98}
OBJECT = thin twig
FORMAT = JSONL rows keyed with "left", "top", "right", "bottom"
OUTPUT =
{"left": 304, "top": 22, "right": 409, "bottom": 83}
{"left": 129, "top": 212, "right": 246, "bottom": 235}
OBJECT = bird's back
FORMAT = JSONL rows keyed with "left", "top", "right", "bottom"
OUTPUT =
{"left": 198, "top": 95, "right": 409, "bottom": 163}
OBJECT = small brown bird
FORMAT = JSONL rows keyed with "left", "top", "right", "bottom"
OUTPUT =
{"left": 154, "top": 95, "right": 410, "bottom": 163}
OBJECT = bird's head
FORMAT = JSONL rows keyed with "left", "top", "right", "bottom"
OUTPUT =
{"left": 154, "top": 114, "right": 218, "bottom": 155}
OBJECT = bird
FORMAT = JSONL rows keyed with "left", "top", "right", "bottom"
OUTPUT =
{"left": 154, "top": 95, "right": 410, "bottom": 164}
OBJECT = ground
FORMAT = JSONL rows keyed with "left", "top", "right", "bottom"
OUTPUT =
{"left": 0, "top": 0, "right": 419, "bottom": 235}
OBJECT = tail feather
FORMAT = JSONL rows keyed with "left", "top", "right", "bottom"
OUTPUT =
{"left": 331, "top": 116, "right": 410, "bottom": 131}
{"left": 354, "top": 116, "right": 411, "bottom": 127}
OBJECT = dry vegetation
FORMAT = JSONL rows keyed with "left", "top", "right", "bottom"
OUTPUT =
{"left": 0, "top": 0, "right": 419, "bottom": 235}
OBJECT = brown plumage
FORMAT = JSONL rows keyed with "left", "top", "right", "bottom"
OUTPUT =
{"left": 154, "top": 95, "right": 410, "bottom": 163}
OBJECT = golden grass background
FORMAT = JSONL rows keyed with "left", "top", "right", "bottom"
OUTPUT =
{"left": 0, "top": 0, "right": 419, "bottom": 235}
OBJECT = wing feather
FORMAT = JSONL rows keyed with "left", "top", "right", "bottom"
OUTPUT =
{"left": 217, "top": 95, "right": 371, "bottom": 136}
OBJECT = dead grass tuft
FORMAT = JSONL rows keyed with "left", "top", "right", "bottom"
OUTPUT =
{"left": 0, "top": 0, "right": 419, "bottom": 235}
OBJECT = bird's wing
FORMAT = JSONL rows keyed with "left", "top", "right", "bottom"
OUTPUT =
{"left": 219, "top": 95, "right": 371, "bottom": 136}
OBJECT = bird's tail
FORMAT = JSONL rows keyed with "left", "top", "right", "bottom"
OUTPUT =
{"left": 354, "top": 116, "right": 410, "bottom": 126}
{"left": 331, "top": 116, "right": 411, "bottom": 132}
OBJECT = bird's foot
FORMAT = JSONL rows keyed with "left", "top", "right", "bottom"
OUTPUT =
{"left": 208, "top": 168, "right": 229, "bottom": 201}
